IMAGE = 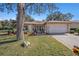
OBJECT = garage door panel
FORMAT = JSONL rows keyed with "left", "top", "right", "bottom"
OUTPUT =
{"left": 47, "top": 24, "right": 67, "bottom": 34}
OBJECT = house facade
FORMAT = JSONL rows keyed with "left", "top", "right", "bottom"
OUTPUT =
{"left": 24, "top": 21, "right": 79, "bottom": 34}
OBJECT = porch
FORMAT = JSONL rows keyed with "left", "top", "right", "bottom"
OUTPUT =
{"left": 32, "top": 25, "right": 45, "bottom": 35}
{"left": 24, "top": 21, "right": 46, "bottom": 35}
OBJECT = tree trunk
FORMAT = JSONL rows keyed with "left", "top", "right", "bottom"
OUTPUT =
{"left": 16, "top": 3, "right": 25, "bottom": 41}
{"left": 16, "top": 3, "right": 30, "bottom": 48}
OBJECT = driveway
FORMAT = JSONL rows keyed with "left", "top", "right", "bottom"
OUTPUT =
{"left": 52, "top": 34, "right": 79, "bottom": 49}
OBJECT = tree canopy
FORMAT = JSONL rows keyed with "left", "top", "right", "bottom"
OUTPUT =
{"left": 46, "top": 11, "right": 73, "bottom": 21}
{"left": 0, "top": 19, "right": 16, "bottom": 30}
{"left": 25, "top": 15, "right": 34, "bottom": 21}
{"left": 0, "top": 3, "right": 58, "bottom": 16}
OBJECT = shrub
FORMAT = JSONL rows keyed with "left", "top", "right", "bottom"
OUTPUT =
{"left": 70, "top": 28, "right": 76, "bottom": 33}
{"left": 76, "top": 28, "right": 79, "bottom": 35}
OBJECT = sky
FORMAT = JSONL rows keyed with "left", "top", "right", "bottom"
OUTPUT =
{"left": 0, "top": 3, "right": 79, "bottom": 21}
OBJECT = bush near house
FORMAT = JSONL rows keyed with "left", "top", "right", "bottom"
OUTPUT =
{"left": 0, "top": 27, "right": 16, "bottom": 35}
{"left": 70, "top": 28, "right": 79, "bottom": 35}
{"left": 70, "top": 28, "right": 76, "bottom": 33}
{"left": 76, "top": 28, "right": 79, "bottom": 35}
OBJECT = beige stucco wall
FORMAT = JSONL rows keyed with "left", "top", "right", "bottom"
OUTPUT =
{"left": 28, "top": 25, "right": 33, "bottom": 32}
{"left": 25, "top": 21, "right": 79, "bottom": 34}
{"left": 45, "top": 22, "right": 79, "bottom": 33}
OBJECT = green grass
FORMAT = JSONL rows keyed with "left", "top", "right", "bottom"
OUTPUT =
{"left": 0, "top": 30, "right": 7, "bottom": 34}
{"left": 0, "top": 35, "right": 73, "bottom": 56}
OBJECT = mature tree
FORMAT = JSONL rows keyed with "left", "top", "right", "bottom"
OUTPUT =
{"left": 10, "top": 20, "right": 16, "bottom": 33}
{"left": 46, "top": 11, "right": 73, "bottom": 21}
{"left": 0, "top": 21, "right": 3, "bottom": 30}
{"left": 0, "top": 3, "right": 58, "bottom": 47}
{"left": 0, "top": 20, "right": 9, "bottom": 29}
{"left": 0, "top": 21, "right": 2, "bottom": 29}
{"left": 9, "top": 19, "right": 16, "bottom": 28}
{"left": 25, "top": 15, "right": 34, "bottom": 21}
{"left": 63, "top": 13, "right": 73, "bottom": 21}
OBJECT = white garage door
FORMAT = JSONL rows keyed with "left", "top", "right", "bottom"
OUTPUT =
{"left": 47, "top": 24, "right": 67, "bottom": 34}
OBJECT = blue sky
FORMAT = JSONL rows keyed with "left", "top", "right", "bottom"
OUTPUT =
{"left": 56, "top": 3, "right": 79, "bottom": 21}
{"left": 0, "top": 3, "right": 79, "bottom": 21}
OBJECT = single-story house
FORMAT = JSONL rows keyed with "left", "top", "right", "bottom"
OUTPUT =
{"left": 24, "top": 21, "right": 79, "bottom": 34}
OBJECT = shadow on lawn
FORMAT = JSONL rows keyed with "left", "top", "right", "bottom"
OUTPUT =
{"left": 0, "top": 39, "right": 17, "bottom": 45}
{"left": 0, "top": 34, "right": 8, "bottom": 36}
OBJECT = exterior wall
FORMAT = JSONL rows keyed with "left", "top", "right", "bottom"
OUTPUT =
{"left": 28, "top": 25, "right": 33, "bottom": 32}
{"left": 25, "top": 21, "right": 79, "bottom": 34}
{"left": 67, "top": 24, "right": 71, "bottom": 32}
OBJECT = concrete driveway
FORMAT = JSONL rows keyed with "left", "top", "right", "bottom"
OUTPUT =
{"left": 52, "top": 34, "right": 79, "bottom": 49}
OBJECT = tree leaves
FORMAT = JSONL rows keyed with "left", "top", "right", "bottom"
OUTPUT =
{"left": 46, "top": 11, "right": 73, "bottom": 21}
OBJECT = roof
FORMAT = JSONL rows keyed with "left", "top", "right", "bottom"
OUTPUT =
{"left": 70, "top": 20, "right": 79, "bottom": 23}
{"left": 24, "top": 21, "right": 46, "bottom": 25}
{"left": 46, "top": 21, "right": 71, "bottom": 24}
{"left": 24, "top": 21, "right": 79, "bottom": 25}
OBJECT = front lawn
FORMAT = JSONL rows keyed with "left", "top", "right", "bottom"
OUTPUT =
{"left": 0, "top": 35, "right": 73, "bottom": 56}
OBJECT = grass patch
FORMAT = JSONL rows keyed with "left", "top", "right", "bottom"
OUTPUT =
{"left": 0, "top": 35, "right": 73, "bottom": 56}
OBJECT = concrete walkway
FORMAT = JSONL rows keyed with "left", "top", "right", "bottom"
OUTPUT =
{"left": 52, "top": 34, "right": 79, "bottom": 49}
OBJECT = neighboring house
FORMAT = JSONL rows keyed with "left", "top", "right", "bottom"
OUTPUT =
{"left": 70, "top": 21, "right": 79, "bottom": 28}
{"left": 24, "top": 21, "right": 79, "bottom": 34}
